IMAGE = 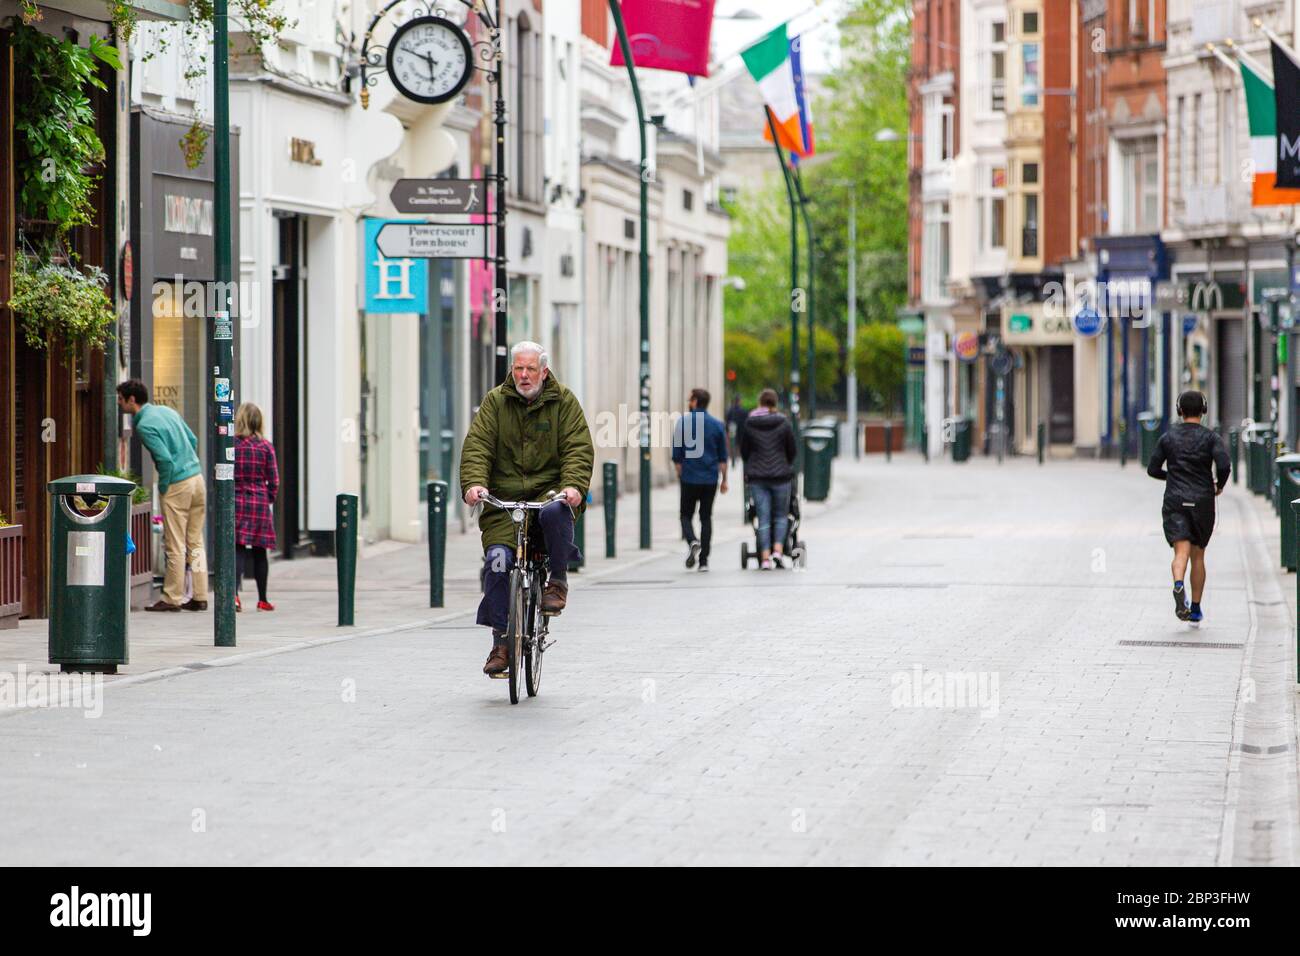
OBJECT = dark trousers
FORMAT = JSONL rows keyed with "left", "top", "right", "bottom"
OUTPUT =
{"left": 680, "top": 481, "right": 718, "bottom": 561}
{"left": 236, "top": 546, "right": 268, "bottom": 602}
{"left": 477, "top": 500, "right": 577, "bottom": 633}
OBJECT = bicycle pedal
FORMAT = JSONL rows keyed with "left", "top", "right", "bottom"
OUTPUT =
{"left": 487, "top": 670, "right": 509, "bottom": 679}
{"left": 541, "top": 608, "right": 562, "bottom": 617}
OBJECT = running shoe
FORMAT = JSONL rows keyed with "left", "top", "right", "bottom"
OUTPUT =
{"left": 1189, "top": 603, "right": 1203, "bottom": 624}
{"left": 1172, "top": 585, "right": 1190, "bottom": 621}
{"left": 686, "top": 541, "right": 701, "bottom": 569}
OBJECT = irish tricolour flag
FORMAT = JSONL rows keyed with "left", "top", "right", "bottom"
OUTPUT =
{"left": 1240, "top": 56, "right": 1300, "bottom": 205}
{"left": 741, "top": 24, "right": 814, "bottom": 157}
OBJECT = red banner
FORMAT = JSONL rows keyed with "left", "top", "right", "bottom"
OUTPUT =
{"left": 609, "top": 0, "right": 716, "bottom": 78}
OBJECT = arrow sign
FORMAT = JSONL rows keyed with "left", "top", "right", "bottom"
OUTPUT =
{"left": 390, "top": 178, "right": 487, "bottom": 214}
{"left": 375, "top": 223, "right": 487, "bottom": 259}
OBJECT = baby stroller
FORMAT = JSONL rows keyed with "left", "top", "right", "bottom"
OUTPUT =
{"left": 740, "top": 479, "right": 806, "bottom": 569}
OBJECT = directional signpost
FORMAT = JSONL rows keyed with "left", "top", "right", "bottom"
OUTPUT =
{"left": 389, "top": 178, "right": 487, "bottom": 215}
{"left": 375, "top": 222, "right": 487, "bottom": 259}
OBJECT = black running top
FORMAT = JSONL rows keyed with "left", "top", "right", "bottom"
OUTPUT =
{"left": 1147, "top": 422, "right": 1230, "bottom": 501}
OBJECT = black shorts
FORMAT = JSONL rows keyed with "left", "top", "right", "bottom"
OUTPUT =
{"left": 1162, "top": 498, "right": 1216, "bottom": 548}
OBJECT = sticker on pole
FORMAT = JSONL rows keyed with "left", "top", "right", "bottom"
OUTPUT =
{"left": 214, "top": 377, "right": 231, "bottom": 402}
{"left": 76, "top": 482, "right": 95, "bottom": 493}
{"left": 215, "top": 464, "right": 234, "bottom": 481}
{"left": 213, "top": 311, "right": 233, "bottom": 341}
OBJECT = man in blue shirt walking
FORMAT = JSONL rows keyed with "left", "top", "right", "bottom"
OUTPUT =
{"left": 672, "top": 388, "right": 729, "bottom": 572}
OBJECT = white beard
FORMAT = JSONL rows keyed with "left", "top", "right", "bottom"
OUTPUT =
{"left": 517, "top": 379, "right": 544, "bottom": 400}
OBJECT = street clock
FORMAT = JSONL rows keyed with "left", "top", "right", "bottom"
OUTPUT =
{"left": 386, "top": 16, "right": 473, "bottom": 105}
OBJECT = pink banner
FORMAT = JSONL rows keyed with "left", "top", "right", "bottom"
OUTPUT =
{"left": 610, "top": 0, "right": 716, "bottom": 78}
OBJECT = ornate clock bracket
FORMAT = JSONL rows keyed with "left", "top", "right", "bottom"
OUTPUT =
{"left": 355, "top": 0, "right": 502, "bottom": 110}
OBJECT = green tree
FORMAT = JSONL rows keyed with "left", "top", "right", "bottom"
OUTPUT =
{"left": 723, "top": 183, "right": 795, "bottom": 338}
{"left": 723, "top": 330, "right": 774, "bottom": 403}
{"left": 803, "top": 0, "right": 911, "bottom": 345}
{"left": 854, "top": 322, "right": 906, "bottom": 415}
{"left": 767, "top": 325, "right": 841, "bottom": 406}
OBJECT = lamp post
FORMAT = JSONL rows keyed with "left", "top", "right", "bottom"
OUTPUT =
{"left": 608, "top": 0, "right": 652, "bottom": 549}
{"left": 211, "top": 0, "right": 235, "bottom": 647}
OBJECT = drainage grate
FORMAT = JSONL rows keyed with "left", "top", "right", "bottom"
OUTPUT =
{"left": 1235, "top": 743, "right": 1291, "bottom": 754}
{"left": 1118, "top": 640, "right": 1243, "bottom": 649}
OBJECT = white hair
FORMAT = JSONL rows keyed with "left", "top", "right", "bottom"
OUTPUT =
{"left": 510, "top": 341, "right": 549, "bottom": 371}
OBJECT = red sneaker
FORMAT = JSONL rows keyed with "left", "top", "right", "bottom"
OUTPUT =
{"left": 235, "top": 595, "right": 242, "bottom": 612}
{"left": 257, "top": 600, "right": 275, "bottom": 611}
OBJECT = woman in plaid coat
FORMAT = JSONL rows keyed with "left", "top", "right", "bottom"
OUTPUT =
{"left": 234, "top": 403, "right": 279, "bottom": 611}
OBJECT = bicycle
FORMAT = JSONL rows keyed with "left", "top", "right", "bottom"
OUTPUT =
{"left": 479, "top": 492, "right": 564, "bottom": 704}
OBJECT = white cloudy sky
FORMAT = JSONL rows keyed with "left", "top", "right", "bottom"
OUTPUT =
{"left": 712, "top": 0, "right": 845, "bottom": 74}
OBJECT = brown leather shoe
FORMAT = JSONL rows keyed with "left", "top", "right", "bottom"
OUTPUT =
{"left": 483, "top": 646, "right": 509, "bottom": 676}
{"left": 541, "top": 579, "right": 568, "bottom": 615}
{"left": 180, "top": 599, "right": 208, "bottom": 611}
{"left": 144, "top": 600, "right": 180, "bottom": 612}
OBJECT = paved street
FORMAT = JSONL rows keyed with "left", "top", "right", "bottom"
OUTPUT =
{"left": 3, "top": 454, "right": 1298, "bottom": 865}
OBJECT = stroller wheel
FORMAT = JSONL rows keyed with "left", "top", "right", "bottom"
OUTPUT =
{"left": 740, "top": 541, "right": 750, "bottom": 568}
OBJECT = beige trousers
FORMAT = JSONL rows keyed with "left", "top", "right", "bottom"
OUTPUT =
{"left": 160, "top": 474, "right": 208, "bottom": 605}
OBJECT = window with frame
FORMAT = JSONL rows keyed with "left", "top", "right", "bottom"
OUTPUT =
{"left": 1119, "top": 136, "right": 1160, "bottom": 232}
{"left": 990, "top": 21, "right": 1006, "bottom": 112}
{"left": 1021, "top": 42, "right": 1040, "bottom": 107}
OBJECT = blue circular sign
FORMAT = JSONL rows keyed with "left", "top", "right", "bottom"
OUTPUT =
{"left": 1073, "top": 307, "right": 1103, "bottom": 337}
{"left": 1182, "top": 314, "right": 1198, "bottom": 336}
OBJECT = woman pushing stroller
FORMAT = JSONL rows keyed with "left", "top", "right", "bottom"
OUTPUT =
{"left": 740, "top": 388, "right": 798, "bottom": 569}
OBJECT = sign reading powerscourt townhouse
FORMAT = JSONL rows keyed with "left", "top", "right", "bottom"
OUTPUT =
{"left": 362, "top": 218, "right": 429, "bottom": 315}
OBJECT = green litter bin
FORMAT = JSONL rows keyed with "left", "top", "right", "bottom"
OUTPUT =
{"left": 48, "top": 475, "right": 135, "bottom": 673}
{"left": 947, "top": 417, "right": 971, "bottom": 463}
{"left": 811, "top": 417, "right": 839, "bottom": 457}
{"left": 1137, "top": 411, "right": 1161, "bottom": 468}
{"left": 1245, "top": 424, "right": 1273, "bottom": 496}
{"left": 1277, "top": 454, "right": 1300, "bottom": 570}
{"left": 803, "top": 426, "right": 835, "bottom": 502}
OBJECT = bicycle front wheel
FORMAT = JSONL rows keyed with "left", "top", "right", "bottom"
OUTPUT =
{"left": 506, "top": 569, "right": 526, "bottom": 705}
{"left": 525, "top": 578, "right": 543, "bottom": 697}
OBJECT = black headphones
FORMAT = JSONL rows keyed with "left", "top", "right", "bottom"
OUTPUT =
{"left": 1176, "top": 390, "right": 1208, "bottom": 417}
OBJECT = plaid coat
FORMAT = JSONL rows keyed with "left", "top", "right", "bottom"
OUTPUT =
{"left": 234, "top": 436, "right": 279, "bottom": 549}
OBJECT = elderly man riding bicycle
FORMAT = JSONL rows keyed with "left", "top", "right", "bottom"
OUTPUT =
{"left": 460, "top": 341, "right": 595, "bottom": 677}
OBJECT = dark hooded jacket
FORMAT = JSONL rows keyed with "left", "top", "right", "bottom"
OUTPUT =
{"left": 460, "top": 371, "right": 594, "bottom": 552}
{"left": 740, "top": 410, "right": 797, "bottom": 482}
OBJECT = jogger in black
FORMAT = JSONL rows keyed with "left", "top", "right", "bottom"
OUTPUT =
{"left": 1146, "top": 390, "right": 1231, "bottom": 623}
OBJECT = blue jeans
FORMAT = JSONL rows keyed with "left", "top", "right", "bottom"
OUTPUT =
{"left": 476, "top": 499, "right": 577, "bottom": 633}
{"left": 750, "top": 479, "right": 791, "bottom": 554}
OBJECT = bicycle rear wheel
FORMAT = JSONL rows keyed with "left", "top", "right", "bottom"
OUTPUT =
{"left": 525, "top": 578, "right": 543, "bottom": 696}
{"left": 506, "top": 569, "right": 526, "bottom": 704}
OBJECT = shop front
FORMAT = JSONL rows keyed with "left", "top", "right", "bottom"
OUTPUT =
{"left": 128, "top": 109, "right": 240, "bottom": 513}
{"left": 1001, "top": 300, "right": 1074, "bottom": 455}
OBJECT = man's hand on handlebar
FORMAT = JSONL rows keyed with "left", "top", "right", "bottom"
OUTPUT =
{"left": 559, "top": 487, "right": 581, "bottom": 508}
{"left": 464, "top": 485, "right": 488, "bottom": 506}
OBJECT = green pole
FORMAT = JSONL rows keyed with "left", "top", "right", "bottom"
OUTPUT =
{"left": 212, "top": 0, "right": 235, "bottom": 646}
{"left": 1293, "top": 498, "right": 1300, "bottom": 683}
{"left": 608, "top": 0, "right": 651, "bottom": 550}
{"left": 603, "top": 461, "right": 617, "bottom": 558}
{"left": 427, "top": 481, "right": 447, "bottom": 607}
{"left": 765, "top": 110, "right": 802, "bottom": 473}
{"left": 793, "top": 165, "right": 815, "bottom": 420}
{"left": 336, "top": 494, "right": 357, "bottom": 626}
{"left": 569, "top": 493, "right": 587, "bottom": 573}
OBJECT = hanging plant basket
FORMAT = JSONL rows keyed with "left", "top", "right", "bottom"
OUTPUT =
{"left": 9, "top": 253, "right": 117, "bottom": 358}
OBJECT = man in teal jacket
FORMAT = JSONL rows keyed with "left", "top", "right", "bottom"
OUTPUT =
{"left": 117, "top": 379, "right": 208, "bottom": 611}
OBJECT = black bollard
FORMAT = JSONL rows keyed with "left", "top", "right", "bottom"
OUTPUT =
{"left": 427, "top": 481, "right": 447, "bottom": 607}
{"left": 603, "top": 461, "right": 618, "bottom": 559}
{"left": 336, "top": 493, "right": 358, "bottom": 626}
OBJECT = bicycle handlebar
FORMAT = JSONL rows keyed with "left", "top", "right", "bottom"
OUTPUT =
{"left": 479, "top": 491, "right": 565, "bottom": 511}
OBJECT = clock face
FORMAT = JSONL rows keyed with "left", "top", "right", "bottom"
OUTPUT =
{"left": 386, "top": 16, "right": 472, "bottom": 105}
